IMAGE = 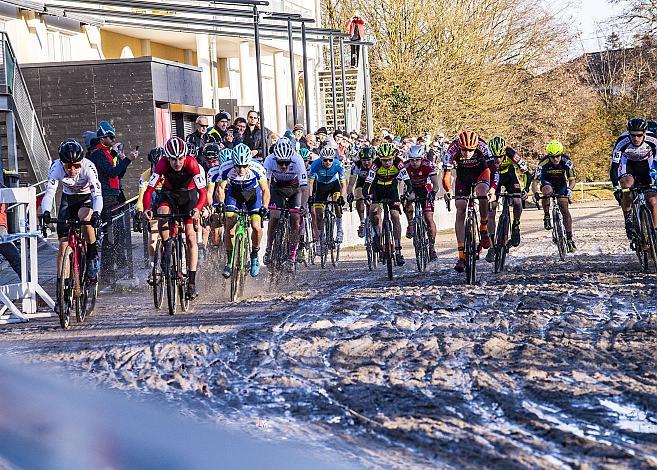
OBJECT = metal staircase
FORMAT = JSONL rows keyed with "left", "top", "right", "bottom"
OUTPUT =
{"left": 0, "top": 32, "right": 51, "bottom": 185}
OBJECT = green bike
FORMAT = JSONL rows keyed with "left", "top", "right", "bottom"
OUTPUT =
{"left": 228, "top": 208, "right": 251, "bottom": 302}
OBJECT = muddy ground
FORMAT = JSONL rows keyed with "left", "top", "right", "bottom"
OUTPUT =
{"left": 2, "top": 200, "right": 657, "bottom": 468}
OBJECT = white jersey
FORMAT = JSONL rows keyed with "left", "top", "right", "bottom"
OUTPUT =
{"left": 263, "top": 154, "right": 308, "bottom": 188}
{"left": 41, "top": 158, "right": 103, "bottom": 213}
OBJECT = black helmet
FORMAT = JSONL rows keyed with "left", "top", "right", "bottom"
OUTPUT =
{"left": 148, "top": 147, "right": 164, "bottom": 166}
{"left": 647, "top": 120, "right": 657, "bottom": 134}
{"left": 358, "top": 146, "right": 376, "bottom": 160}
{"left": 58, "top": 139, "right": 84, "bottom": 164}
{"left": 627, "top": 118, "right": 648, "bottom": 132}
{"left": 202, "top": 142, "right": 220, "bottom": 159}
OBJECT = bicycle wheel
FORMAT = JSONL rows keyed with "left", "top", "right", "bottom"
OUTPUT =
{"left": 383, "top": 217, "right": 393, "bottom": 280}
{"left": 320, "top": 216, "right": 328, "bottom": 269}
{"left": 76, "top": 247, "right": 86, "bottom": 323}
{"left": 464, "top": 214, "right": 477, "bottom": 285}
{"left": 230, "top": 233, "right": 243, "bottom": 302}
{"left": 152, "top": 239, "right": 165, "bottom": 309}
{"left": 330, "top": 217, "right": 338, "bottom": 267}
{"left": 414, "top": 217, "right": 428, "bottom": 272}
{"left": 494, "top": 210, "right": 510, "bottom": 273}
{"left": 553, "top": 208, "right": 567, "bottom": 260}
{"left": 82, "top": 277, "right": 98, "bottom": 319}
{"left": 640, "top": 206, "right": 657, "bottom": 271}
{"left": 166, "top": 241, "right": 177, "bottom": 315}
{"left": 269, "top": 223, "right": 284, "bottom": 280}
{"left": 58, "top": 247, "right": 75, "bottom": 329}
{"left": 238, "top": 233, "right": 248, "bottom": 297}
{"left": 365, "top": 220, "right": 375, "bottom": 271}
{"left": 178, "top": 238, "right": 190, "bottom": 312}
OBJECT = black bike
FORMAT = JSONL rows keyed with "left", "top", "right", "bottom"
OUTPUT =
{"left": 492, "top": 192, "right": 521, "bottom": 273}
{"left": 626, "top": 186, "right": 657, "bottom": 272}
{"left": 454, "top": 194, "right": 484, "bottom": 285}
{"left": 269, "top": 201, "right": 295, "bottom": 280}
{"left": 406, "top": 194, "right": 434, "bottom": 273}
{"left": 154, "top": 214, "right": 193, "bottom": 315}
{"left": 373, "top": 198, "right": 400, "bottom": 280}
{"left": 319, "top": 200, "right": 341, "bottom": 269}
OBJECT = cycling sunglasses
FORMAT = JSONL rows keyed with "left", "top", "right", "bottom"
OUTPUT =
{"left": 630, "top": 132, "right": 645, "bottom": 137}
{"left": 235, "top": 164, "right": 249, "bottom": 169}
{"left": 322, "top": 158, "right": 334, "bottom": 163}
{"left": 63, "top": 162, "right": 82, "bottom": 170}
{"left": 277, "top": 161, "right": 291, "bottom": 166}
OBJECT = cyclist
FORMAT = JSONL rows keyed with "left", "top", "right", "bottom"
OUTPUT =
{"left": 403, "top": 145, "right": 440, "bottom": 261}
{"left": 308, "top": 147, "right": 347, "bottom": 249}
{"left": 218, "top": 143, "right": 270, "bottom": 278}
{"left": 363, "top": 142, "right": 413, "bottom": 266}
{"left": 263, "top": 138, "right": 309, "bottom": 270}
{"left": 611, "top": 118, "right": 657, "bottom": 239}
{"left": 142, "top": 136, "right": 208, "bottom": 300}
{"left": 442, "top": 129, "right": 497, "bottom": 272}
{"left": 532, "top": 139, "right": 577, "bottom": 252}
{"left": 41, "top": 140, "right": 103, "bottom": 309}
{"left": 347, "top": 146, "right": 376, "bottom": 237}
{"left": 202, "top": 142, "right": 225, "bottom": 254}
{"left": 485, "top": 136, "right": 529, "bottom": 262}
{"left": 136, "top": 147, "right": 165, "bottom": 277}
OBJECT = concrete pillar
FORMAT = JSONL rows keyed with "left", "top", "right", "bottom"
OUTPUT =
{"left": 140, "top": 39, "right": 151, "bottom": 56}
{"left": 183, "top": 49, "right": 194, "bottom": 65}
{"left": 273, "top": 51, "right": 287, "bottom": 134}
{"left": 195, "top": 34, "right": 212, "bottom": 109}
{"left": 209, "top": 36, "right": 219, "bottom": 111}
{"left": 238, "top": 41, "right": 251, "bottom": 107}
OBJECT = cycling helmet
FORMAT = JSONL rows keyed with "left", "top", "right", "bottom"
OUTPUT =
{"left": 219, "top": 148, "right": 232, "bottom": 164}
{"left": 647, "top": 120, "right": 657, "bottom": 134}
{"left": 358, "top": 146, "right": 376, "bottom": 160}
{"left": 148, "top": 147, "right": 164, "bottom": 166}
{"left": 627, "top": 118, "right": 648, "bottom": 133}
{"left": 545, "top": 139, "right": 564, "bottom": 156}
{"left": 457, "top": 129, "right": 478, "bottom": 150}
{"left": 406, "top": 145, "right": 425, "bottom": 160}
{"left": 232, "top": 143, "right": 252, "bottom": 166}
{"left": 319, "top": 147, "right": 337, "bottom": 160}
{"left": 186, "top": 142, "right": 198, "bottom": 157}
{"left": 58, "top": 139, "right": 84, "bottom": 164}
{"left": 273, "top": 138, "right": 295, "bottom": 162}
{"left": 488, "top": 136, "right": 506, "bottom": 157}
{"left": 299, "top": 147, "right": 311, "bottom": 162}
{"left": 377, "top": 142, "right": 396, "bottom": 159}
{"left": 164, "top": 136, "right": 186, "bottom": 159}
{"left": 96, "top": 120, "right": 116, "bottom": 139}
{"left": 202, "top": 142, "right": 220, "bottom": 159}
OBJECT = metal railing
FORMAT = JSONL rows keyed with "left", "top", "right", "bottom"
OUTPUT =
{"left": 0, "top": 32, "right": 52, "bottom": 183}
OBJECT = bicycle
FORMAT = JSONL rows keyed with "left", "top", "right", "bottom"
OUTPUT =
{"left": 625, "top": 186, "right": 657, "bottom": 272}
{"left": 405, "top": 194, "right": 434, "bottom": 273}
{"left": 319, "top": 200, "right": 341, "bottom": 269}
{"left": 350, "top": 198, "right": 378, "bottom": 271}
{"left": 43, "top": 218, "right": 99, "bottom": 329}
{"left": 153, "top": 214, "right": 193, "bottom": 315}
{"left": 371, "top": 197, "right": 400, "bottom": 280}
{"left": 492, "top": 192, "right": 521, "bottom": 273}
{"left": 227, "top": 208, "right": 251, "bottom": 302}
{"left": 538, "top": 195, "right": 568, "bottom": 261}
{"left": 454, "top": 194, "right": 484, "bottom": 285}
{"left": 269, "top": 200, "right": 295, "bottom": 280}
{"left": 298, "top": 207, "right": 315, "bottom": 267}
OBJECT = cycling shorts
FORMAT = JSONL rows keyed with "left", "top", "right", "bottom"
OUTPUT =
{"left": 156, "top": 189, "right": 199, "bottom": 225}
{"left": 619, "top": 159, "right": 654, "bottom": 188}
{"left": 540, "top": 182, "right": 569, "bottom": 198}
{"left": 313, "top": 180, "right": 341, "bottom": 208}
{"left": 454, "top": 167, "right": 490, "bottom": 197}
{"left": 371, "top": 183, "right": 401, "bottom": 212}
{"left": 496, "top": 170, "right": 521, "bottom": 196}
{"left": 269, "top": 185, "right": 302, "bottom": 213}
{"left": 406, "top": 186, "right": 434, "bottom": 213}
{"left": 225, "top": 184, "right": 262, "bottom": 216}
{"left": 57, "top": 193, "right": 93, "bottom": 239}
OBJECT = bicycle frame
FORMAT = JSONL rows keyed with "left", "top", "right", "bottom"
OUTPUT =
{"left": 628, "top": 187, "right": 657, "bottom": 271}
{"left": 454, "top": 194, "right": 482, "bottom": 285}
{"left": 228, "top": 209, "right": 251, "bottom": 302}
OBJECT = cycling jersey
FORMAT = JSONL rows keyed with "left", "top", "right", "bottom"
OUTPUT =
{"left": 536, "top": 155, "right": 575, "bottom": 189}
{"left": 442, "top": 139, "right": 498, "bottom": 193}
{"left": 611, "top": 134, "right": 657, "bottom": 187}
{"left": 308, "top": 158, "right": 346, "bottom": 185}
{"left": 350, "top": 160, "right": 372, "bottom": 188}
{"left": 263, "top": 154, "right": 308, "bottom": 188}
{"left": 41, "top": 159, "right": 103, "bottom": 213}
{"left": 496, "top": 147, "right": 528, "bottom": 175}
{"left": 136, "top": 167, "right": 163, "bottom": 212}
{"left": 364, "top": 157, "right": 409, "bottom": 185}
{"left": 404, "top": 160, "right": 436, "bottom": 190}
{"left": 143, "top": 156, "right": 207, "bottom": 212}
{"left": 219, "top": 160, "right": 267, "bottom": 190}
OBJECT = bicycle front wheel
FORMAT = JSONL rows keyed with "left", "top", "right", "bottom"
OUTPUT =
{"left": 553, "top": 208, "right": 567, "bottom": 260}
{"left": 166, "top": 242, "right": 177, "bottom": 315}
{"left": 494, "top": 211, "right": 509, "bottom": 273}
{"left": 178, "top": 238, "right": 190, "bottom": 312}
{"left": 230, "top": 233, "right": 243, "bottom": 302}
{"left": 414, "top": 217, "right": 428, "bottom": 272}
{"left": 58, "top": 247, "right": 75, "bottom": 329}
{"left": 383, "top": 217, "right": 393, "bottom": 280}
{"left": 464, "top": 214, "right": 477, "bottom": 285}
{"left": 640, "top": 206, "right": 657, "bottom": 272}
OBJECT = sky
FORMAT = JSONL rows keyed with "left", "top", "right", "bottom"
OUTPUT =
{"left": 570, "top": 0, "right": 627, "bottom": 52}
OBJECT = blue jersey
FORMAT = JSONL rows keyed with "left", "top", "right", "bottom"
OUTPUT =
{"left": 219, "top": 161, "right": 267, "bottom": 190}
{"left": 309, "top": 158, "right": 346, "bottom": 185}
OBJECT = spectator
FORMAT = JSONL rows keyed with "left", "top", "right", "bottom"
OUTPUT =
{"left": 292, "top": 124, "right": 308, "bottom": 151}
{"left": 208, "top": 111, "right": 231, "bottom": 144}
{"left": 305, "top": 133, "right": 319, "bottom": 155}
{"left": 345, "top": 14, "right": 365, "bottom": 66}
{"left": 0, "top": 172, "right": 20, "bottom": 278}
{"left": 186, "top": 116, "right": 211, "bottom": 156}
{"left": 87, "top": 120, "right": 137, "bottom": 280}
{"left": 383, "top": 134, "right": 393, "bottom": 143}
{"left": 83, "top": 130, "right": 98, "bottom": 155}
{"left": 315, "top": 127, "right": 328, "bottom": 149}
{"left": 233, "top": 117, "right": 247, "bottom": 146}
{"left": 243, "top": 110, "right": 271, "bottom": 161}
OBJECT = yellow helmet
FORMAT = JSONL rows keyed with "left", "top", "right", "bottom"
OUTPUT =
{"left": 546, "top": 139, "right": 564, "bottom": 156}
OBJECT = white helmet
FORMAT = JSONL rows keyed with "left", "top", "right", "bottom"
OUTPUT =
{"left": 320, "top": 147, "right": 337, "bottom": 159}
{"left": 232, "top": 143, "right": 252, "bottom": 166}
{"left": 274, "top": 138, "right": 294, "bottom": 162}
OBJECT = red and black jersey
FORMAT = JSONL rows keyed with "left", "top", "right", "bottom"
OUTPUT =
{"left": 142, "top": 156, "right": 207, "bottom": 211}
{"left": 404, "top": 159, "right": 436, "bottom": 191}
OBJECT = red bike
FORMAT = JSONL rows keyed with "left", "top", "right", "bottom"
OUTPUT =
{"left": 42, "top": 218, "right": 99, "bottom": 329}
